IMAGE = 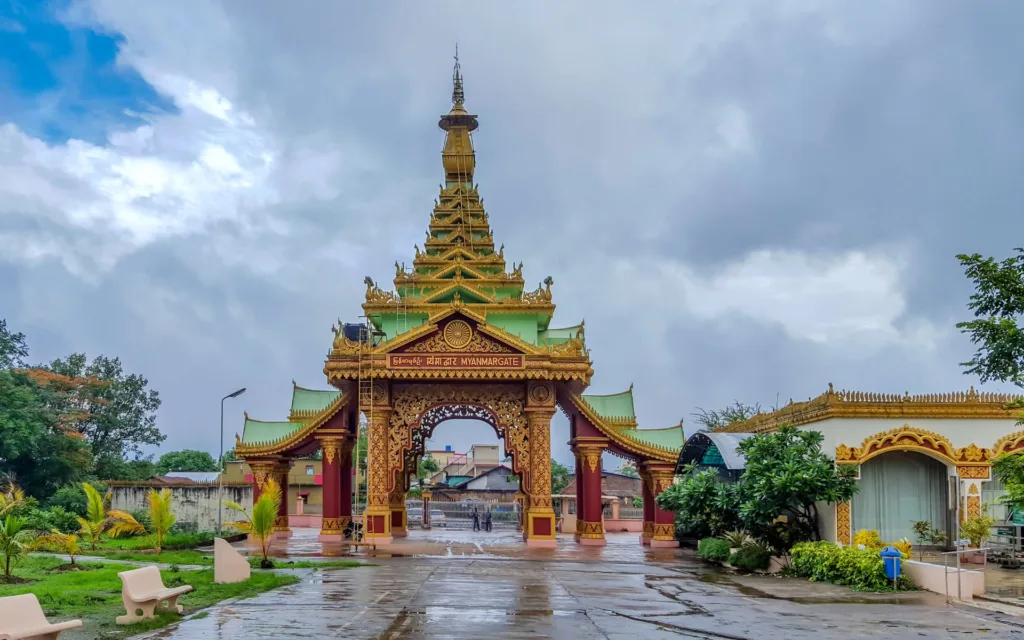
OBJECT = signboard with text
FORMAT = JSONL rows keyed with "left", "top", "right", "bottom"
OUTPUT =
{"left": 387, "top": 353, "right": 525, "bottom": 370}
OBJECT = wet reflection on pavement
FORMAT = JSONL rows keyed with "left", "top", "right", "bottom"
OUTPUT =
{"left": 137, "top": 530, "right": 1023, "bottom": 639}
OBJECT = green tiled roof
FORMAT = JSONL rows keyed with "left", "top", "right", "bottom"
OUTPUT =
{"left": 581, "top": 388, "right": 635, "bottom": 420}
{"left": 242, "top": 418, "right": 302, "bottom": 445}
{"left": 538, "top": 323, "right": 583, "bottom": 346}
{"left": 290, "top": 386, "right": 341, "bottom": 414}
{"left": 621, "top": 425, "right": 684, "bottom": 450}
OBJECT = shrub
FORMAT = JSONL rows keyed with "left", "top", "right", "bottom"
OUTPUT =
{"left": 24, "top": 507, "right": 79, "bottom": 534}
{"left": 853, "top": 529, "right": 883, "bottom": 550}
{"left": 960, "top": 515, "right": 997, "bottom": 548}
{"left": 47, "top": 485, "right": 91, "bottom": 517}
{"left": 697, "top": 537, "right": 731, "bottom": 562}
{"left": 730, "top": 543, "right": 771, "bottom": 572}
{"left": 790, "top": 541, "right": 913, "bottom": 591}
{"left": 890, "top": 537, "right": 912, "bottom": 557}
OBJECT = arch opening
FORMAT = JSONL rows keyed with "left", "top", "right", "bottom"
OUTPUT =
{"left": 852, "top": 450, "right": 952, "bottom": 544}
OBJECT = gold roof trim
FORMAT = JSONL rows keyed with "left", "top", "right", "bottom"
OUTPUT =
{"left": 565, "top": 392, "right": 677, "bottom": 462}
{"left": 236, "top": 392, "right": 349, "bottom": 457}
{"left": 718, "top": 383, "right": 1024, "bottom": 434}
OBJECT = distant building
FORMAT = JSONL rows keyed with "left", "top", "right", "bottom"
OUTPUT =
{"left": 429, "top": 444, "right": 501, "bottom": 484}
{"left": 562, "top": 471, "right": 642, "bottom": 504}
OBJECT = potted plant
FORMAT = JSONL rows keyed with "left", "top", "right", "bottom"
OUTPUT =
{"left": 959, "top": 514, "right": 997, "bottom": 564}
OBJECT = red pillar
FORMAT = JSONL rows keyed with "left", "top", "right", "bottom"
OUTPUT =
{"left": 574, "top": 440, "right": 607, "bottom": 546}
{"left": 640, "top": 468, "right": 654, "bottom": 545}
{"left": 573, "top": 446, "right": 584, "bottom": 541}
{"left": 319, "top": 436, "right": 343, "bottom": 541}
{"left": 273, "top": 459, "right": 292, "bottom": 538}
{"left": 643, "top": 462, "right": 679, "bottom": 548}
{"left": 248, "top": 460, "right": 275, "bottom": 506}
{"left": 339, "top": 443, "right": 354, "bottom": 536}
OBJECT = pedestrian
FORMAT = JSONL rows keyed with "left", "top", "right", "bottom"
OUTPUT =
{"left": 472, "top": 507, "right": 480, "bottom": 531}
{"left": 485, "top": 509, "right": 492, "bottom": 532}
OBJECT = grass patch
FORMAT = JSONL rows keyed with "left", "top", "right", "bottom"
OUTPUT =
{"left": 1, "top": 556, "right": 298, "bottom": 638}
{"left": 93, "top": 531, "right": 216, "bottom": 552}
{"left": 262, "top": 559, "right": 366, "bottom": 569}
{"left": 90, "top": 550, "right": 213, "bottom": 566}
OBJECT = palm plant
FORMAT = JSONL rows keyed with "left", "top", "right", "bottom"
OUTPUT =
{"left": 35, "top": 529, "right": 82, "bottom": 566}
{"left": 77, "top": 482, "right": 145, "bottom": 549}
{"left": 0, "top": 515, "right": 36, "bottom": 579}
{"left": 147, "top": 488, "right": 176, "bottom": 555}
{"left": 224, "top": 477, "right": 280, "bottom": 569}
{"left": 0, "top": 482, "right": 25, "bottom": 517}
{"left": 721, "top": 530, "right": 755, "bottom": 549}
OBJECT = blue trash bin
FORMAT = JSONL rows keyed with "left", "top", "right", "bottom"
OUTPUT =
{"left": 880, "top": 545, "right": 903, "bottom": 580}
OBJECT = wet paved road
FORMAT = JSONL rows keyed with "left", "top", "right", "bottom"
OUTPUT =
{"left": 140, "top": 530, "right": 1024, "bottom": 639}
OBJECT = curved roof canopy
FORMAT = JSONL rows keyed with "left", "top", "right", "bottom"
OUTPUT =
{"left": 677, "top": 432, "right": 754, "bottom": 473}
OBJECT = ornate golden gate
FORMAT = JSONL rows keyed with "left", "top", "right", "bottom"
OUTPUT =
{"left": 234, "top": 54, "right": 683, "bottom": 548}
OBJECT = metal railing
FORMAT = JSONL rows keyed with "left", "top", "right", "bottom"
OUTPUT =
{"left": 942, "top": 547, "right": 990, "bottom": 603}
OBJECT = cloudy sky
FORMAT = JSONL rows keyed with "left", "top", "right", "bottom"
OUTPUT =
{"left": 2, "top": 1, "right": 1022, "bottom": 467}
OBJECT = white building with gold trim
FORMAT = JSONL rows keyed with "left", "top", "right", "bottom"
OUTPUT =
{"left": 718, "top": 383, "right": 1024, "bottom": 545}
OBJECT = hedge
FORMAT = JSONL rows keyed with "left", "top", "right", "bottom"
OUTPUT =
{"left": 697, "top": 537, "right": 731, "bottom": 562}
{"left": 790, "top": 541, "right": 913, "bottom": 591}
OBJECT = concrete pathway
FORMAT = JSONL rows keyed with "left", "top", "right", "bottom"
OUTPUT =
{"left": 135, "top": 529, "right": 1024, "bottom": 639}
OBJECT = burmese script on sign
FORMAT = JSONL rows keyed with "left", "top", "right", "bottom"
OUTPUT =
{"left": 388, "top": 354, "right": 525, "bottom": 369}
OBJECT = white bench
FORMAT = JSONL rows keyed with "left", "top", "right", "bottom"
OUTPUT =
{"left": 115, "top": 566, "right": 193, "bottom": 625}
{"left": 0, "top": 593, "right": 82, "bottom": 640}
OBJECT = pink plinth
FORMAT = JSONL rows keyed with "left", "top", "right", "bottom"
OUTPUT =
{"left": 640, "top": 535, "right": 651, "bottom": 546}
{"left": 392, "top": 530, "right": 408, "bottom": 538}
{"left": 526, "top": 538, "right": 557, "bottom": 548}
{"left": 317, "top": 534, "right": 342, "bottom": 542}
{"left": 650, "top": 539, "right": 679, "bottom": 548}
{"left": 579, "top": 537, "right": 606, "bottom": 547}
{"left": 366, "top": 536, "right": 393, "bottom": 545}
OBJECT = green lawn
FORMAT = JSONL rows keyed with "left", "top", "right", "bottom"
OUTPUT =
{"left": 0, "top": 556, "right": 299, "bottom": 638}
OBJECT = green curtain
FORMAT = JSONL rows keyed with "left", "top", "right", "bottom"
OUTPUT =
{"left": 852, "top": 451, "right": 948, "bottom": 543}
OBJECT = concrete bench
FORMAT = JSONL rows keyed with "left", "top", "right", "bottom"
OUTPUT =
{"left": 0, "top": 593, "right": 82, "bottom": 640}
{"left": 115, "top": 566, "right": 193, "bottom": 625}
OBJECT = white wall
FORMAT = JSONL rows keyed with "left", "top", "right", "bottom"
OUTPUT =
{"left": 110, "top": 484, "right": 252, "bottom": 533}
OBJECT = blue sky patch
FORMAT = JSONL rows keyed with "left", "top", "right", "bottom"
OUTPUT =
{"left": 0, "top": 0, "right": 177, "bottom": 145}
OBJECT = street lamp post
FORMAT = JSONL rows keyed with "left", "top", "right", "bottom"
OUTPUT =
{"left": 218, "top": 388, "right": 246, "bottom": 536}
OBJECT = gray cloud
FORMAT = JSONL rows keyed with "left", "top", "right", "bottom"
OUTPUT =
{"left": 2, "top": 0, "right": 1022, "bottom": 464}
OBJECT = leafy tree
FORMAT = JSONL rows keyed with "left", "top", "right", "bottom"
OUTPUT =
{"left": 956, "top": 248, "right": 1024, "bottom": 416}
{"left": 220, "top": 448, "right": 238, "bottom": 466}
{"left": 656, "top": 467, "right": 743, "bottom": 539}
{"left": 95, "top": 456, "right": 157, "bottom": 482}
{"left": 0, "top": 319, "right": 28, "bottom": 369}
{"left": 46, "top": 353, "right": 164, "bottom": 461}
{"left": 692, "top": 401, "right": 761, "bottom": 432}
{"left": 658, "top": 427, "right": 857, "bottom": 547}
{"left": 417, "top": 456, "right": 440, "bottom": 488}
{"left": 551, "top": 459, "right": 571, "bottom": 494}
{"left": 225, "top": 477, "right": 280, "bottom": 568}
{"left": 992, "top": 453, "right": 1024, "bottom": 515}
{"left": 0, "top": 370, "right": 93, "bottom": 498}
{"left": 155, "top": 449, "right": 218, "bottom": 475}
{"left": 956, "top": 248, "right": 1024, "bottom": 386}
{"left": 736, "top": 427, "right": 857, "bottom": 542}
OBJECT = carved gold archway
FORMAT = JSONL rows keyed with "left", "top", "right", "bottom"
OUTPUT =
{"left": 387, "top": 383, "right": 532, "bottom": 494}
{"left": 834, "top": 425, "right": 990, "bottom": 472}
